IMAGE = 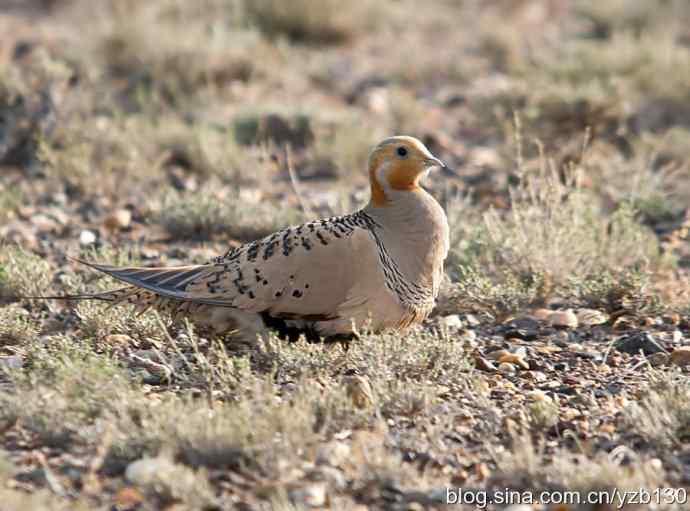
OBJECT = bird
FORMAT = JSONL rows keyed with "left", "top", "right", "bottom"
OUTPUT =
{"left": 48, "top": 136, "right": 450, "bottom": 344}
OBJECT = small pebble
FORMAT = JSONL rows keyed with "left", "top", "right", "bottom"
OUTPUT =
{"left": 576, "top": 308, "right": 608, "bottom": 326}
{"left": 498, "top": 362, "right": 516, "bottom": 375}
{"left": 79, "top": 229, "right": 97, "bottom": 246}
{"left": 532, "top": 308, "right": 552, "bottom": 321}
{"left": 104, "top": 209, "right": 132, "bottom": 230}
{"left": 527, "top": 390, "right": 550, "bottom": 402}
{"left": 670, "top": 347, "right": 690, "bottom": 367}
{"left": 464, "top": 314, "right": 480, "bottom": 327}
{"left": 487, "top": 349, "right": 510, "bottom": 361}
{"left": 125, "top": 457, "right": 176, "bottom": 486}
{"left": 549, "top": 309, "right": 578, "bottom": 329}
{"left": 513, "top": 346, "right": 527, "bottom": 357}
{"left": 474, "top": 356, "right": 496, "bottom": 372}
{"left": 497, "top": 353, "right": 529, "bottom": 370}
{"left": 289, "top": 482, "right": 327, "bottom": 507}
{"left": 615, "top": 332, "right": 667, "bottom": 356}
{"left": 104, "top": 334, "right": 134, "bottom": 346}
{"left": 438, "top": 314, "right": 463, "bottom": 330}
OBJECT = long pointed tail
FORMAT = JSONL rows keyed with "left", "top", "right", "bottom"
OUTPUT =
{"left": 15, "top": 257, "right": 210, "bottom": 317}
{"left": 18, "top": 287, "right": 135, "bottom": 303}
{"left": 20, "top": 285, "right": 180, "bottom": 319}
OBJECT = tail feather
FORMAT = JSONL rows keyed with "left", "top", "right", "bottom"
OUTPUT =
{"left": 17, "top": 258, "right": 264, "bottom": 337}
{"left": 18, "top": 287, "right": 132, "bottom": 303}
{"left": 69, "top": 257, "right": 210, "bottom": 303}
{"left": 19, "top": 258, "right": 219, "bottom": 318}
{"left": 23, "top": 285, "right": 186, "bottom": 317}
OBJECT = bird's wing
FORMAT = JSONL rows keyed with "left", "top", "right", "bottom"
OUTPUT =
{"left": 80, "top": 212, "right": 380, "bottom": 320}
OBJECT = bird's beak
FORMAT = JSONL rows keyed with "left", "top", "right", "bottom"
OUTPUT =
{"left": 425, "top": 156, "right": 458, "bottom": 177}
{"left": 425, "top": 156, "right": 445, "bottom": 169}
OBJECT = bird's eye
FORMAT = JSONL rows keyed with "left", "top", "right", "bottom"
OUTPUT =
{"left": 396, "top": 146, "right": 408, "bottom": 158}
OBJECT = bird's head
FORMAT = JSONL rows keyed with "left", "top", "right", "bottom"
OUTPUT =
{"left": 368, "top": 136, "right": 447, "bottom": 206}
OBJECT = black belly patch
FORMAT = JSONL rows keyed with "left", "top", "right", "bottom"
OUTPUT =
{"left": 260, "top": 312, "right": 321, "bottom": 343}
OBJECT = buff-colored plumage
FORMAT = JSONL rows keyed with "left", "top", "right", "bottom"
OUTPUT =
{"left": 64, "top": 136, "right": 450, "bottom": 342}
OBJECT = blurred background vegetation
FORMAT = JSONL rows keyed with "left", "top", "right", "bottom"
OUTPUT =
{"left": 2, "top": 0, "right": 688, "bottom": 314}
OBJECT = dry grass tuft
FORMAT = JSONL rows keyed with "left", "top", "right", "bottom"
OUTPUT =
{"left": 621, "top": 374, "right": 690, "bottom": 449}
{"left": 1, "top": 335, "right": 133, "bottom": 448}
{"left": 0, "top": 245, "right": 51, "bottom": 301}
{"left": 156, "top": 186, "right": 305, "bottom": 242}
{"left": 447, "top": 148, "right": 662, "bottom": 316}
{"left": 246, "top": 0, "right": 380, "bottom": 44}
{"left": 495, "top": 431, "right": 666, "bottom": 499}
{"left": 0, "top": 305, "right": 39, "bottom": 346}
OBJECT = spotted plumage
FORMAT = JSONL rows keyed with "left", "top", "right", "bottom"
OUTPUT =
{"left": 42, "top": 136, "right": 451, "bottom": 343}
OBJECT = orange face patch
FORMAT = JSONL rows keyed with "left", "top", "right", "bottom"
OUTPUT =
{"left": 370, "top": 157, "right": 424, "bottom": 206}
{"left": 387, "top": 159, "right": 424, "bottom": 191}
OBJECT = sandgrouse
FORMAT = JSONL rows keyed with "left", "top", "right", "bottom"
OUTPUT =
{"left": 60, "top": 136, "right": 450, "bottom": 343}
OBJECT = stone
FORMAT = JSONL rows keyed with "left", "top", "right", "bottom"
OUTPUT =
{"left": 464, "top": 314, "right": 480, "bottom": 327}
{"left": 614, "top": 332, "right": 667, "bottom": 356}
{"left": 474, "top": 356, "right": 496, "bottom": 372}
{"left": 104, "top": 209, "right": 132, "bottom": 230}
{"left": 548, "top": 309, "right": 578, "bottom": 329}
{"left": 497, "top": 353, "right": 529, "bottom": 370}
{"left": 79, "top": 229, "right": 97, "bottom": 246}
{"left": 670, "top": 347, "right": 690, "bottom": 366}
{"left": 104, "top": 334, "right": 134, "bottom": 346}
{"left": 438, "top": 314, "right": 463, "bottom": 330}
{"left": 503, "top": 316, "right": 540, "bottom": 341}
{"left": 576, "top": 308, "right": 608, "bottom": 326}
{"left": 487, "top": 349, "right": 511, "bottom": 361}
{"left": 527, "top": 390, "right": 550, "bottom": 402}
{"left": 289, "top": 482, "right": 327, "bottom": 507}
{"left": 532, "top": 308, "right": 552, "bottom": 321}
{"left": 504, "top": 316, "right": 540, "bottom": 330}
{"left": 125, "top": 457, "right": 177, "bottom": 486}
{"left": 498, "top": 362, "right": 516, "bottom": 375}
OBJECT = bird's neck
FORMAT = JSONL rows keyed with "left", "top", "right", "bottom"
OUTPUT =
{"left": 365, "top": 188, "right": 449, "bottom": 284}
{"left": 367, "top": 187, "right": 441, "bottom": 225}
